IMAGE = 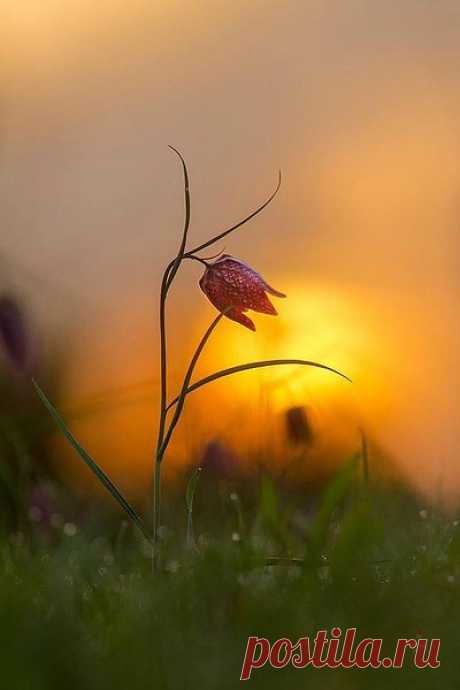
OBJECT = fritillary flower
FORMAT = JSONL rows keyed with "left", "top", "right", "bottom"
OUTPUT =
{"left": 199, "top": 254, "right": 286, "bottom": 331}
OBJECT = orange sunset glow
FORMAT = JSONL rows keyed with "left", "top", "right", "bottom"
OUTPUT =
{"left": 2, "top": 0, "right": 460, "bottom": 502}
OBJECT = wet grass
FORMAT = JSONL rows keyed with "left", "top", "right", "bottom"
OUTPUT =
{"left": 0, "top": 464, "right": 458, "bottom": 690}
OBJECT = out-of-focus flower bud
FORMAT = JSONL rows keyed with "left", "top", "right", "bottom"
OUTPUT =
{"left": 200, "top": 439, "right": 241, "bottom": 480}
{"left": 0, "top": 296, "right": 29, "bottom": 373}
{"left": 199, "top": 254, "right": 286, "bottom": 331}
{"left": 28, "top": 482, "right": 57, "bottom": 529}
{"left": 285, "top": 406, "right": 313, "bottom": 445}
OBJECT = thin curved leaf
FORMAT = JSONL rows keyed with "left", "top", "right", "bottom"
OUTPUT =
{"left": 166, "top": 146, "right": 191, "bottom": 289}
{"left": 185, "top": 171, "right": 281, "bottom": 257}
{"left": 32, "top": 379, "right": 152, "bottom": 543}
{"left": 166, "top": 359, "right": 351, "bottom": 411}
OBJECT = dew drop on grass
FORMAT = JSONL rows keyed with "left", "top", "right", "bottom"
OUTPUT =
{"left": 51, "top": 513, "right": 63, "bottom": 528}
{"left": 28, "top": 507, "right": 42, "bottom": 523}
{"left": 63, "top": 523, "right": 77, "bottom": 537}
{"left": 165, "top": 560, "right": 180, "bottom": 574}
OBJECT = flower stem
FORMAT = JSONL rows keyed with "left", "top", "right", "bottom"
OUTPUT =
{"left": 159, "top": 311, "right": 227, "bottom": 459}
{"left": 153, "top": 453, "right": 162, "bottom": 571}
{"left": 153, "top": 262, "right": 172, "bottom": 571}
{"left": 153, "top": 146, "right": 191, "bottom": 572}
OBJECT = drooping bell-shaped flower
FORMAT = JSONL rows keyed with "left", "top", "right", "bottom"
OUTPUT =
{"left": 199, "top": 254, "right": 286, "bottom": 331}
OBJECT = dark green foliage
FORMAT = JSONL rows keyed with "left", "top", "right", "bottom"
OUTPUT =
{"left": 0, "top": 470, "right": 457, "bottom": 690}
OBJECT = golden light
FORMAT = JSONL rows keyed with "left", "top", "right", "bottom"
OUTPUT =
{"left": 56, "top": 282, "right": 390, "bottom": 492}
{"left": 194, "top": 280, "right": 398, "bottom": 469}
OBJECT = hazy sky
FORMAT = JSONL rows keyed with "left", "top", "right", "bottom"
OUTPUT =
{"left": 2, "top": 1, "right": 460, "bottom": 500}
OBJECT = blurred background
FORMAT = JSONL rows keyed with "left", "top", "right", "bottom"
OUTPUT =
{"left": 1, "top": 0, "right": 459, "bottom": 503}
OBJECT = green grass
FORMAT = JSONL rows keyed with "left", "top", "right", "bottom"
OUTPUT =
{"left": 0, "top": 468, "right": 458, "bottom": 689}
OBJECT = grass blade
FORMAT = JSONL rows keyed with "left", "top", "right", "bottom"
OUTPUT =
{"left": 185, "top": 466, "right": 203, "bottom": 514}
{"left": 185, "top": 466, "right": 202, "bottom": 550}
{"left": 310, "top": 456, "right": 358, "bottom": 556}
{"left": 360, "top": 428, "right": 369, "bottom": 484}
{"left": 32, "top": 379, "right": 152, "bottom": 543}
{"left": 166, "top": 358, "right": 351, "bottom": 411}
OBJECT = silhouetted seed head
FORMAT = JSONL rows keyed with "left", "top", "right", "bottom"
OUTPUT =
{"left": 0, "top": 296, "right": 29, "bottom": 373}
{"left": 285, "top": 406, "right": 314, "bottom": 445}
{"left": 200, "top": 439, "right": 240, "bottom": 480}
{"left": 199, "top": 254, "right": 286, "bottom": 331}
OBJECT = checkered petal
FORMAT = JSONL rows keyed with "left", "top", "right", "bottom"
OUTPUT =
{"left": 199, "top": 255, "right": 286, "bottom": 331}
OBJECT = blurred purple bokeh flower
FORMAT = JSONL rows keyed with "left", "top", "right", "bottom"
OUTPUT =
{"left": 28, "top": 482, "right": 58, "bottom": 530}
{"left": 200, "top": 439, "right": 241, "bottom": 480}
{"left": 0, "top": 296, "right": 29, "bottom": 373}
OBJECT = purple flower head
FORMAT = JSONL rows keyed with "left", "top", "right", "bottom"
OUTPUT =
{"left": 0, "top": 296, "right": 29, "bottom": 373}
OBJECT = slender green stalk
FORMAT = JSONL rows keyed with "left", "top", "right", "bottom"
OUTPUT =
{"left": 159, "top": 311, "right": 226, "bottom": 459}
{"left": 360, "top": 428, "right": 369, "bottom": 484}
{"left": 156, "top": 267, "right": 171, "bottom": 452}
{"left": 157, "top": 147, "right": 191, "bottom": 454}
{"left": 153, "top": 265, "right": 172, "bottom": 569}
{"left": 153, "top": 308, "right": 225, "bottom": 569}
{"left": 153, "top": 455, "right": 162, "bottom": 563}
{"left": 157, "top": 147, "right": 191, "bottom": 456}
{"left": 153, "top": 147, "right": 191, "bottom": 569}
{"left": 185, "top": 466, "right": 202, "bottom": 550}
